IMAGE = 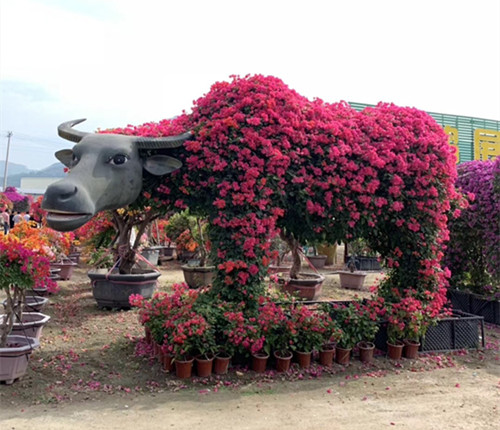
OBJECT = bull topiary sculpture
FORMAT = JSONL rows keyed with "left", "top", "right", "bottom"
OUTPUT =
{"left": 43, "top": 75, "right": 461, "bottom": 311}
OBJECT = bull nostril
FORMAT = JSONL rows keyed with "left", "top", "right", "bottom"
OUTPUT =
{"left": 49, "top": 183, "right": 78, "bottom": 202}
{"left": 60, "top": 185, "right": 78, "bottom": 201}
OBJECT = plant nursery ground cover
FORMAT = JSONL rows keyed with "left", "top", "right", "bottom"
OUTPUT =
{"left": 0, "top": 261, "right": 499, "bottom": 430}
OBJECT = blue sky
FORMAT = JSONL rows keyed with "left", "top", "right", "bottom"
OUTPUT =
{"left": 1, "top": 0, "right": 499, "bottom": 171}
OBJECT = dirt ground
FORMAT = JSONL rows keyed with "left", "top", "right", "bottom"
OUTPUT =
{"left": 1, "top": 258, "right": 499, "bottom": 430}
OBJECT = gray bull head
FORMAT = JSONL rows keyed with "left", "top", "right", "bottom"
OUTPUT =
{"left": 42, "top": 119, "right": 191, "bottom": 232}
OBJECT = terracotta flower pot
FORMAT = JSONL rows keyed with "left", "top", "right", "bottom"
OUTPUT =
{"left": 387, "top": 340, "right": 404, "bottom": 360}
{"left": 214, "top": 353, "right": 231, "bottom": 375}
{"left": 153, "top": 342, "right": 162, "bottom": 359}
{"left": 195, "top": 355, "right": 214, "bottom": 377}
{"left": 160, "top": 348, "right": 173, "bottom": 372}
{"left": 319, "top": 344, "right": 335, "bottom": 367}
{"left": 274, "top": 350, "right": 293, "bottom": 372}
{"left": 335, "top": 346, "right": 352, "bottom": 365}
{"left": 295, "top": 350, "right": 312, "bottom": 368}
{"left": 144, "top": 326, "right": 152, "bottom": 345}
{"left": 251, "top": 352, "right": 269, "bottom": 373}
{"left": 403, "top": 340, "right": 420, "bottom": 359}
{"left": 358, "top": 341, "right": 375, "bottom": 363}
{"left": 175, "top": 357, "right": 194, "bottom": 379}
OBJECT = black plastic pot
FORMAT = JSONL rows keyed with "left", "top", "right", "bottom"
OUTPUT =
{"left": 88, "top": 269, "right": 160, "bottom": 309}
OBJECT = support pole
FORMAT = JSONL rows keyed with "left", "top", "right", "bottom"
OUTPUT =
{"left": 3, "top": 131, "right": 13, "bottom": 191}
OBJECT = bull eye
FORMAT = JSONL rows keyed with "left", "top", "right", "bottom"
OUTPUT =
{"left": 71, "top": 154, "right": 79, "bottom": 167}
{"left": 108, "top": 154, "right": 129, "bottom": 166}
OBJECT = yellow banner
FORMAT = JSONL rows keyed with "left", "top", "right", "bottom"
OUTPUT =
{"left": 444, "top": 126, "right": 459, "bottom": 163}
{"left": 474, "top": 129, "right": 500, "bottom": 160}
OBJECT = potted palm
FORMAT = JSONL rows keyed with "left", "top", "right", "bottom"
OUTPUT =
{"left": 0, "top": 231, "right": 55, "bottom": 384}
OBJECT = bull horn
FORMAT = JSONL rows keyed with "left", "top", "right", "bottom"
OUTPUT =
{"left": 134, "top": 131, "right": 193, "bottom": 149}
{"left": 58, "top": 119, "right": 89, "bottom": 143}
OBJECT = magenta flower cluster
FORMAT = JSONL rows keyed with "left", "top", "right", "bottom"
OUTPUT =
{"left": 445, "top": 157, "right": 499, "bottom": 295}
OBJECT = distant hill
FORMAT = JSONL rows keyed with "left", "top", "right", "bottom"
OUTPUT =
{"left": 0, "top": 162, "right": 66, "bottom": 188}
{"left": 0, "top": 160, "right": 30, "bottom": 176}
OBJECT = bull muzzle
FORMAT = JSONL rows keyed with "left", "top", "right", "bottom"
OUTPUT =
{"left": 42, "top": 180, "right": 95, "bottom": 231}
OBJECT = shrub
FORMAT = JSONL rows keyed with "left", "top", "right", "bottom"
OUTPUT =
{"left": 0, "top": 232, "right": 56, "bottom": 346}
{"left": 445, "top": 158, "right": 500, "bottom": 295}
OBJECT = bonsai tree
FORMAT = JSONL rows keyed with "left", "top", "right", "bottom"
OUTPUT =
{"left": 165, "top": 210, "right": 210, "bottom": 267}
{"left": 69, "top": 203, "right": 163, "bottom": 274}
{"left": 76, "top": 193, "right": 173, "bottom": 274}
{"left": 75, "top": 211, "right": 116, "bottom": 267}
{"left": 110, "top": 204, "right": 161, "bottom": 274}
{"left": 149, "top": 218, "right": 172, "bottom": 247}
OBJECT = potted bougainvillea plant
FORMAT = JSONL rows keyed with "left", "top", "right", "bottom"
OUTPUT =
{"left": 0, "top": 227, "right": 56, "bottom": 384}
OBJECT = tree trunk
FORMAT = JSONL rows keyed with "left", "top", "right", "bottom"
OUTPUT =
{"left": 280, "top": 231, "right": 301, "bottom": 279}
{"left": 112, "top": 210, "right": 158, "bottom": 274}
{"left": 196, "top": 218, "right": 208, "bottom": 267}
{"left": 0, "top": 285, "right": 24, "bottom": 347}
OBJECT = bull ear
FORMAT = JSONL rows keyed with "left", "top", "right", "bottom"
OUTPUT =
{"left": 143, "top": 155, "right": 182, "bottom": 176}
{"left": 55, "top": 149, "right": 74, "bottom": 168}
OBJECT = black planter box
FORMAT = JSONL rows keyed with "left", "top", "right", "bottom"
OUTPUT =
{"left": 448, "top": 289, "right": 500, "bottom": 325}
{"left": 353, "top": 256, "right": 382, "bottom": 271}
{"left": 374, "top": 311, "right": 484, "bottom": 352}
